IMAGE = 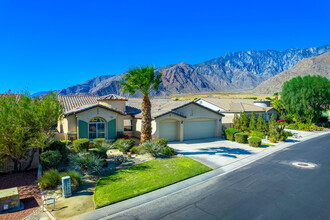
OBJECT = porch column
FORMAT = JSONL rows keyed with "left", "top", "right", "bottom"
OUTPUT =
{"left": 179, "top": 120, "right": 184, "bottom": 142}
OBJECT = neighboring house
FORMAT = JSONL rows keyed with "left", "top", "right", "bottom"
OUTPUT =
{"left": 56, "top": 95, "right": 225, "bottom": 142}
{"left": 196, "top": 98, "right": 277, "bottom": 130}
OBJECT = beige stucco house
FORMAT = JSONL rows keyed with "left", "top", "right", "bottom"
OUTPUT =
{"left": 196, "top": 98, "right": 278, "bottom": 130}
{"left": 56, "top": 95, "right": 276, "bottom": 142}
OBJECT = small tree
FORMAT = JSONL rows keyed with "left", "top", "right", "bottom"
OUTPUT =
{"left": 268, "top": 113, "right": 277, "bottom": 138}
{"left": 240, "top": 112, "right": 250, "bottom": 132}
{"left": 281, "top": 75, "right": 330, "bottom": 122}
{"left": 273, "top": 99, "right": 285, "bottom": 116}
{"left": 249, "top": 112, "right": 257, "bottom": 131}
{"left": 0, "top": 91, "right": 63, "bottom": 172}
{"left": 233, "top": 113, "right": 240, "bottom": 130}
{"left": 257, "top": 114, "right": 267, "bottom": 133}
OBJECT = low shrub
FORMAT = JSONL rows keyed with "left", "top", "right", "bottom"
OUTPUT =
{"left": 140, "top": 141, "right": 163, "bottom": 157}
{"left": 152, "top": 137, "right": 169, "bottom": 147}
{"left": 234, "top": 133, "right": 248, "bottom": 144}
{"left": 284, "top": 131, "right": 293, "bottom": 137}
{"left": 71, "top": 153, "right": 102, "bottom": 174}
{"left": 224, "top": 128, "right": 239, "bottom": 141}
{"left": 161, "top": 146, "right": 176, "bottom": 156}
{"left": 40, "top": 150, "right": 62, "bottom": 170}
{"left": 130, "top": 146, "right": 141, "bottom": 155}
{"left": 93, "top": 142, "right": 112, "bottom": 159}
{"left": 286, "top": 123, "right": 324, "bottom": 131}
{"left": 269, "top": 137, "right": 276, "bottom": 143}
{"left": 248, "top": 137, "right": 262, "bottom": 148}
{"left": 93, "top": 138, "right": 106, "bottom": 145}
{"left": 113, "top": 139, "right": 135, "bottom": 153}
{"left": 39, "top": 169, "right": 61, "bottom": 189}
{"left": 61, "top": 140, "right": 72, "bottom": 146}
{"left": 60, "top": 171, "right": 83, "bottom": 189}
{"left": 250, "top": 130, "right": 264, "bottom": 139}
{"left": 73, "top": 139, "right": 90, "bottom": 152}
{"left": 46, "top": 141, "right": 67, "bottom": 155}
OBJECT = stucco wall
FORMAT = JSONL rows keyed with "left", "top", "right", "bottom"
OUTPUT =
{"left": 154, "top": 104, "right": 224, "bottom": 141}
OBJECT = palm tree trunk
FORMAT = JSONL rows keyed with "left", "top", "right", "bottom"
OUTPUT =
{"left": 140, "top": 95, "right": 152, "bottom": 144}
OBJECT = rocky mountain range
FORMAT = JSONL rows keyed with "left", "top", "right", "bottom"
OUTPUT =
{"left": 58, "top": 45, "right": 330, "bottom": 96}
{"left": 253, "top": 52, "right": 330, "bottom": 94}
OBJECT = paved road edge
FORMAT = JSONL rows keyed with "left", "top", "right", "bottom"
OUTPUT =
{"left": 72, "top": 131, "right": 330, "bottom": 220}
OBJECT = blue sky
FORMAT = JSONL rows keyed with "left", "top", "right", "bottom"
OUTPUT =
{"left": 0, "top": 0, "right": 329, "bottom": 94}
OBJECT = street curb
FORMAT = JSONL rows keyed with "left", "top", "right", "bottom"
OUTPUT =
{"left": 72, "top": 131, "right": 330, "bottom": 220}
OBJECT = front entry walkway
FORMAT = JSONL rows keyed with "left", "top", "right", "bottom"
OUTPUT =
{"left": 168, "top": 138, "right": 264, "bottom": 169}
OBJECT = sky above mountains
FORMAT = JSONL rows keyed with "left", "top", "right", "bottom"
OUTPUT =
{"left": 0, "top": 0, "right": 329, "bottom": 94}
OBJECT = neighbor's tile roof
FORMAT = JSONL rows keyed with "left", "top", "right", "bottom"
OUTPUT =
{"left": 200, "top": 98, "right": 275, "bottom": 113}
{"left": 57, "top": 95, "right": 139, "bottom": 115}
{"left": 97, "top": 94, "right": 128, "bottom": 101}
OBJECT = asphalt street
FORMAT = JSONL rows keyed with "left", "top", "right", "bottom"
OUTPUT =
{"left": 107, "top": 133, "right": 330, "bottom": 220}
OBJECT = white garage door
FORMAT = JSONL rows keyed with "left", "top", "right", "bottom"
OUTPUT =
{"left": 184, "top": 119, "right": 216, "bottom": 140}
{"left": 159, "top": 120, "right": 179, "bottom": 141}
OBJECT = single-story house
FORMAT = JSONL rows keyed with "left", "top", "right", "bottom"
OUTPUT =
{"left": 56, "top": 95, "right": 225, "bottom": 142}
{"left": 196, "top": 98, "right": 277, "bottom": 129}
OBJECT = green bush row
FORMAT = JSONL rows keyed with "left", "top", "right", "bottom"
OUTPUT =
{"left": 73, "top": 138, "right": 90, "bottom": 152}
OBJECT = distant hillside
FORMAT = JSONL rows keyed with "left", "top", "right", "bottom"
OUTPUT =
{"left": 253, "top": 52, "right": 330, "bottom": 95}
{"left": 58, "top": 45, "right": 330, "bottom": 96}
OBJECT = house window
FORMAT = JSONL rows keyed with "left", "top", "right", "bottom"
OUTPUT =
{"left": 89, "top": 118, "right": 105, "bottom": 139}
{"left": 124, "top": 119, "right": 133, "bottom": 131}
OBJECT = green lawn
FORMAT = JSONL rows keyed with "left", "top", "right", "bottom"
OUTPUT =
{"left": 94, "top": 157, "right": 212, "bottom": 208}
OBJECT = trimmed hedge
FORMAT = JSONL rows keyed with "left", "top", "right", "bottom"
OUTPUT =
{"left": 73, "top": 139, "right": 90, "bottom": 152}
{"left": 224, "top": 128, "right": 239, "bottom": 141}
{"left": 234, "top": 133, "right": 248, "bottom": 144}
{"left": 248, "top": 137, "right": 262, "bottom": 147}
{"left": 161, "top": 146, "right": 176, "bottom": 156}
{"left": 40, "top": 150, "right": 62, "bottom": 170}
{"left": 93, "top": 138, "right": 106, "bottom": 145}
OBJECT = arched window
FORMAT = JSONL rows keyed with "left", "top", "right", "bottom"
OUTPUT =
{"left": 89, "top": 118, "right": 105, "bottom": 139}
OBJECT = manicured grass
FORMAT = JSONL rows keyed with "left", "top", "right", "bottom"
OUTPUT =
{"left": 94, "top": 157, "right": 212, "bottom": 208}
{"left": 261, "top": 142, "right": 275, "bottom": 147}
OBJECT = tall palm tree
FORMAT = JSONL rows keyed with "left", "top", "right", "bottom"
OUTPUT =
{"left": 120, "top": 65, "right": 162, "bottom": 143}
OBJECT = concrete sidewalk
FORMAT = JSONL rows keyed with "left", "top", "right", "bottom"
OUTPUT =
{"left": 72, "top": 130, "right": 330, "bottom": 220}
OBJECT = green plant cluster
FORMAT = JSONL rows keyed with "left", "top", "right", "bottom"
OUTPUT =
{"left": 224, "top": 128, "right": 239, "bottom": 141}
{"left": 286, "top": 122, "right": 324, "bottom": 131}
{"left": 232, "top": 112, "right": 289, "bottom": 142}
{"left": 234, "top": 133, "right": 248, "bottom": 144}
{"left": 39, "top": 169, "right": 82, "bottom": 190}
{"left": 248, "top": 137, "right": 262, "bottom": 147}
{"left": 73, "top": 139, "right": 90, "bottom": 152}
{"left": 70, "top": 152, "right": 102, "bottom": 174}
{"left": 92, "top": 141, "right": 112, "bottom": 159}
{"left": 93, "top": 138, "right": 106, "bottom": 145}
{"left": 113, "top": 138, "right": 135, "bottom": 153}
{"left": 160, "top": 146, "right": 176, "bottom": 156}
{"left": 130, "top": 146, "right": 141, "bottom": 155}
{"left": 40, "top": 150, "right": 62, "bottom": 170}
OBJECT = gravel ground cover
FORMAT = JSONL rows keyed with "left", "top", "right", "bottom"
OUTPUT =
{"left": 0, "top": 169, "right": 42, "bottom": 220}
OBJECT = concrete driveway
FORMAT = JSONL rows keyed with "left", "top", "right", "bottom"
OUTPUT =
{"left": 168, "top": 138, "right": 264, "bottom": 169}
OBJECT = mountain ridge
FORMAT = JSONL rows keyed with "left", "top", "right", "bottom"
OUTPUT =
{"left": 58, "top": 45, "right": 330, "bottom": 96}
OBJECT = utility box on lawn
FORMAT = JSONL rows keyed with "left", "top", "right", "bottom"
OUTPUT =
{"left": 0, "top": 187, "right": 20, "bottom": 212}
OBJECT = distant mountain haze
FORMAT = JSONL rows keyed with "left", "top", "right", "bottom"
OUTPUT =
{"left": 253, "top": 52, "right": 330, "bottom": 94}
{"left": 58, "top": 45, "right": 330, "bottom": 97}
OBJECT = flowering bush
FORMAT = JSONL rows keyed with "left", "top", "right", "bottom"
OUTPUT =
{"left": 152, "top": 137, "right": 168, "bottom": 147}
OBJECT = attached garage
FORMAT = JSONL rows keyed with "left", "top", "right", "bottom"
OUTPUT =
{"left": 184, "top": 119, "right": 216, "bottom": 140}
{"left": 159, "top": 120, "right": 179, "bottom": 141}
